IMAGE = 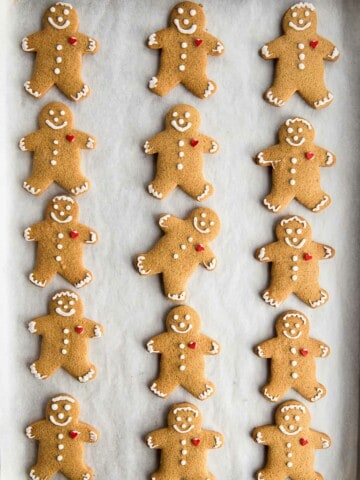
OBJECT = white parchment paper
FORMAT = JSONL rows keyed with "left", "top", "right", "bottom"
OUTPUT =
{"left": 1, "top": 0, "right": 359, "bottom": 478}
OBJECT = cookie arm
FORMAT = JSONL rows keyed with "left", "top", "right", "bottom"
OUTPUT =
{"left": 77, "top": 33, "right": 99, "bottom": 54}
{"left": 83, "top": 318, "right": 104, "bottom": 338}
{"left": 308, "top": 339, "right": 330, "bottom": 358}
{"left": 318, "top": 36, "right": 340, "bottom": 61}
{"left": 147, "top": 29, "right": 168, "bottom": 49}
{"left": 19, "top": 131, "right": 41, "bottom": 152}
{"left": 311, "top": 242, "right": 335, "bottom": 260}
{"left": 158, "top": 214, "right": 184, "bottom": 232}
{"left": 310, "top": 429, "right": 331, "bottom": 449}
{"left": 28, "top": 316, "right": 49, "bottom": 335}
{"left": 146, "top": 334, "right": 167, "bottom": 353}
{"left": 77, "top": 225, "right": 98, "bottom": 244}
{"left": 203, "top": 32, "right": 225, "bottom": 56}
{"left": 25, "top": 420, "right": 48, "bottom": 440}
{"left": 73, "top": 130, "right": 96, "bottom": 150}
{"left": 260, "top": 37, "right": 284, "bottom": 60}
{"left": 144, "top": 132, "right": 165, "bottom": 155}
{"left": 21, "top": 32, "right": 43, "bottom": 52}
{"left": 199, "top": 134, "right": 219, "bottom": 155}
{"left": 78, "top": 422, "right": 99, "bottom": 442}
{"left": 200, "top": 247, "right": 217, "bottom": 271}
{"left": 255, "top": 242, "right": 278, "bottom": 263}
{"left": 145, "top": 428, "right": 168, "bottom": 449}
{"left": 314, "top": 146, "right": 336, "bottom": 167}
{"left": 202, "top": 430, "right": 224, "bottom": 449}
{"left": 252, "top": 425, "right": 275, "bottom": 446}
{"left": 255, "top": 146, "right": 282, "bottom": 168}
{"left": 255, "top": 338, "right": 276, "bottom": 358}
{"left": 199, "top": 334, "right": 221, "bottom": 355}
{"left": 23, "top": 221, "right": 46, "bottom": 242}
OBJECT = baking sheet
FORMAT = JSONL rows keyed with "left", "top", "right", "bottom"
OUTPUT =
{"left": 1, "top": 0, "right": 360, "bottom": 477}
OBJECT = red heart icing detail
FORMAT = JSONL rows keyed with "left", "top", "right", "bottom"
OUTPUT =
{"left": 303, "top": 253, "right": 312, "bottom": 261}
{"left": 69, "top": 430, "right": 79, "bottom": 439}
{"left": 196, "top": 244, "right": 205, "bottom": 252}
{"left": 75, "top": 326, "right": 84, "bottom": 334}
{"left": 70, "top": 230, "right": 79, "bottom": 239}
{"left": 194, "top": 39, "right": 203, "bottom": 47}
{"left": 310, "top": 40, "right": 319, "bottom": 49}
{"left": 188, "top": 341, "right": 197, "bottom": 349}
{"left": 300, "top": 349, "right": 309, "bottom": 357}
{"left": 69, "top": 36, "right": 78, "bottom": 45}
{"left": 66, "top": 134, "right": 75, "bottom": 143}
{"left": 300, "top": 438, "right": 309, "bottom": 446}
{"left": 305, "top": 151, "right": 314, "bottom": 160}
{"left": 191, "top": 438, "right": 201, "bottom": 446}
{"left": 190, "top": 139, "right": 199, "bottom": 147}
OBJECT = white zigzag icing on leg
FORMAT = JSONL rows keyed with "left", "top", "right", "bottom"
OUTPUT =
{"left": 150, "top": 383, "right": 167, "bottom": 398}
{"left": 312, "top": 195, "right": 329, "bottom": 212}
{"left": 264, "top": 198, "right": 281, "bottom": 212}
{"left": 309, "top": 290, "right": 327, "bottom": 308}
{"left": 263, "top": 291, "right": 280, "bottom": 307}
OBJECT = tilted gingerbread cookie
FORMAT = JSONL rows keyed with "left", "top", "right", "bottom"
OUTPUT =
{"left": 255, "top": 215, "right": 335, "bottom": 308}
{"left": 146, "top": 402, "right": 223, "bottom": 479}
{"left": 147, "top": 305, "right": 220, "bottom": 400}
{"left": 135, "top": 208, "right": 220, "bottom": 302}
{"left": 29, "top": 289, "right": 103, "bottom": 383}
{"left": 255, "top": 117, "right": 336, "bottom": 213}
{"left": 260, "top": 2, "right": 339, "bottom": 109}
{"left": 24, "top": 195, "right": 98, "bottom": 288}
{"left": 22, "top": 2, "right": 98, "bottom": 101}
{"left": 253, "top": 400, "right": 331, "bottom": 480}
{"left": 147, "top": 2, "right": 224, "bottom": 98}
{"left": 26, "top": 394, "right": 99, "bottom": 480}
{"left": 19, "top": 102, "right": 96, "bottom": 196}
{"left": 255, "top": 310, "right": 330, "bottom": 403}
{"left": 144, "top": 104, "right": 219, "bottom": 201}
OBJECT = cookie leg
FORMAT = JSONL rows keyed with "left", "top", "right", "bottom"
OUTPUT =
{"left": 182, "top": 75, "right": 217, "bottom": 99}
{"left": 149, "top": 471, "right": 167, "bottom": 480}
{"left": 299, "top": 84, "right": 334, "bottom": 110}
{"left": 261, "top": 282, "right": 293, "bottom": 308}
{"left": 183, "top": 378, "right": 216, "bottom": 401}
{"left": 30, "top": 354, "right": 62, "bottom": 380}
{"left": 29, "top": 258, "right": 57, "bottom": 288}
{"left": 24, "top": 70, "right": 54, "bottom": 99}
{"left": 147, "top": 175, "right": 177, "bottom": 200}
{"left": 264, "top": 77, "right": 296, "bottom": 107}
{"left": 64, "top": 356, "right": 97, "bottom": 383}
{"left": 148, "top": 67, "right": 180, "bottom": 96}
{"left": 296, "top": 189, "right": 331, "bottom": 213}
{"left": 24, "top": 168, "right": 53, "bottom": 196}
{"left": 256, "top": 469, "right": 283, "bottom": 480}
{"left": 150, "top": 374, "right": 179, "bottom": 399}
{"left": 295, "top": 380, "right": 327, "bottom": 402}
{"left": 261, "top": 378, "right": 289, "bottom": 403}
{"left": 29, "top": 464, "right": 58, "bottom": 480}
{"left": 263, "top": 186, "right": 295, "bottom": 213}
{"left": 135, "top": 250, "right": 164, "bottom": 277}
{"left": 180, "top": 178, "right": 214, "bottom": 202}
{"left": 56, "top": 75, "right": 90, "bottom": 102}
{"left": 57, "top": 173, "right": 91, "bottom": 196}
{"left": 61, "top": 464, "right": 93, "bottom": 480}
{"left": 293, "top": 472, "right": 323, "bottom": 480}
{"left": 295, "top": 284, "right": 329, "bottom": 309}
{"left": 60, "top": 267, "right": 93, "bottom": 289}
{"left": 163, "top": 271, "right": 189, "bottom": 302}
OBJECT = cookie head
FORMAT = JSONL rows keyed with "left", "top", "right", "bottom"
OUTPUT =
{"left": 39, "top": 102, "right": 73, "bottom": 131}
{"left": 279, "top": 118, "right": 314, "bottom": 147}
{"left": 276, "top": 311, "right": 309, "bottom": 339}
{"left": 166, "top": 105, "right": 200, "bottom": 133}
{"left": 275, "top": 401, "right": 310, "bottom": 435}
{"left": 46, "top": 195, "right": 78, "bottom": 224}
{"left": 166, "top": 306, "right": 201, "bottom": 334}
{"left": 47, "top": 394, "right": 79, "bottom": 427}
{"left": 168, "top": 403, "right": 202, "bottom": 433}
{"left": 50, "top": 290, "right": 83, "bottom": 317}
{"left": 283, "top": 3, "right": 317, "bottom": 33}
{"left": 44, "top": 2, "right": 79, "bottom": 33}
{"left": 276, "top": 216, "right": 311, "bottom": 248}
{"left": 189, "top": 208, "right": 220, "bottom": 241}
{"left": 170, "top": 2, "right": 205, "bottom": 35}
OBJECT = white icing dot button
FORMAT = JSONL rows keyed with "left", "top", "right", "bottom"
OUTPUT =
{"left": 290, "top": 347, "right": 297, "bottom": 354}
{"left": 57, "top": 455, "right": 63, "bottom": 462}
{"left": 287, "top": 462, "right": 293, "bottom": 468}
{"left": 58, "top": 434, "right": 64, "bottom": 440}
{"left": 54, "top": 68, "right": 61, "bottom": 74}
{"left": 298, "top": 43, "right": 304, "bottom": 49}
{"left": 63, "top": 329, "right": 69, "bottom": 334}
{"left": 179, "top": 64, "right": 185, "bottom": 71}
{"left": 53, "top": 140, "right": 59, "bottom": 144}
{"left": 181, "top": 42, "right": 188, "bottom": 48}
{"left": 58, "top": 444, "right": 64, "bottom": 450}
{"left": 298, "top": 63, "right": 305, "bottom": 70}
{"left": 292, "top": 256, "right": 298, "bottom": 261}
{"left": 63, "top": 339, "right": 69, "bottom": 345}
{"left": 291, "top": 360, "right": 297, "bottom": 366}
{"left": 61, "top": 349, "right": 67, "bottom": 355}
{"left": 181, "top": 439, "right": 186, "bottom": 445}
{"left": 173, "top": 254, "right": 179, "bottom": 259}
{"left": 187, "top": 237, "right": 193, "bottom": 243}
{"left": 181, "top": 53, "right": 187, "bottom": 59}
{"left": 179, "top": 344, "right": 185, "bottom": 349}
{"left": 181, "top": 449, "right": 187, "bottom": 455}
{"left": 179, "top": 365, "right": 186, "bottom": 371}
{"left": 287, "top": 452, "right": 293, "bottom": 458}
{"left": 58, "top": 233, "right": 64, "bottom": 239}
{"left": 179, "top": 354, "right": 185, "bottom": 360}
{"left": 180, "top": 244, "right": 186, "bottom": 250}
{"left": 56, "top": 56, "right": 62, "bottom": 63}
{"left": 57, "top": 244, "right": 63, "bottom": 250}
{"left": 292, "top": 266, "right": 299, "bottom": 271}
{"left": 53, "top": 150, "right": 58, "bottom": 155}
{"left": 290, "top": 168, "right": 296, "bottom": 174}
{"left": 55, "top": 256, "right": 62, "bottom": 262}
{"left": 50, "top": 160, "right": 57, "bottom": 166}
{"left": 178, "top": 140, "right": 184, "bottom": 147}
{"left": 56, "top": 44, "right": 63, "bottom": 50}
{"left": 180, "top": 460, "right": 186, "bottom": 466}
{"left": 298, "top": 53, "right": 305, "bottom": 60}
{"left": 291, "top": 157, "right": 297, "bottom": 164}
{"left": 291, "top": 372, "right": 299, "bottom": 379}
{"left": 177, "top": 163, "right": 184, "bottom": 170}
{"left": 286, "top": 442, "right": 292, "bottom": 448}
{"left": 178, "top": 151, "right": 185, "bottom": 158}
{"left": 291, "top": 275, "right": 298, "bottom": 281}
{"left": 289, "top": 179, "right": 296, "bottom": 186}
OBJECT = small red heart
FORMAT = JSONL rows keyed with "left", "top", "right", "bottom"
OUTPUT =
{"left": 300, "top": 438, "right": 309, "bottom": 446}
{"left": 70, "top": 230, "right": 79, "bottom": 239}
{"left": 75, "top": 326, "right": 84, "bottom": 334}
{"left": 190, "top": 139, "right": 199, "bottom": 147}
{"left": 191, "top": 438, "right": 201, "bottom": 446}
{"left": 188, "top": 341, "right": 197, "bottom": 349}
{"left": 305, "top": 151, "right": 314, "bottom": 160}
{"left": 300, "top": 349, "right": 309, "bottom": 357}
{"left": 310, "top": 40, "right": 319, "bottom": 49}
{"left": 194, "top": 39, "right": 203, "bottom": 47}
{"left": 303, "top": 253, "right": 312, "bottom": 261}
{"left": 196, "top": 244, "right": 205, "bottom": 252}
{"left": 69, "top": 36, "right": 78, "bottom": 45}
{"left": 69, "top": 430, "right": 79, "bottom": 439}
{"left": 66, "top": 134, "right": 75, "bottom": 143}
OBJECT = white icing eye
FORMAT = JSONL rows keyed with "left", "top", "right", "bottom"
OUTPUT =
{"left": 296, "top": 229, "right": 302, "bottom": 234}
{"left": 65, "top": 205, "right": 71, "bottom": 211}
{"left": 54, "top": 204, "right": 59, "bottom": 210}
{"left": 292, "top": 12, "right": 297, "bottom": 17}
{"left": 185, "top": 314, "right": 191, "bottom": 320}
{"left": 49, "top": 110, "right": 54, "bottom": 115}
{"left": 298, "top": 128, "right": 303, "bottom": 133}
{"left": 189, "top": 9, "right": 196, "bottom": 16}
{"left": 51, "top": 404, "right": 58, "bottom": 411}
{"left": 295, "top": 323, "right": 300, "bottom": 328}
{"left": 60, "top": 110, "right": 65, "bottom": 116}
{"left": 174, "top": 314, "right": 179, "bottom": 320}
{"left": 69, "top": 300, "right": 75, "bottom": 305}
{"left": 63, "top": 8, "right": 70, "bottom": 15}
{"left": 187, "top": 417, "right": 192, "bottom": 422}
{"left": 210, "top": 221, "right": 215, "bottom": 226}
{"left": 285, "top": 228, "right": 292, "bottom": 234}
{"left": 58, "top": 300, "right": 63, "bottom": 305}
{"left": 176, "top": 416, "right": 181, "bottom": 421}
{"left": 200, "top": 212, "right": 206, "bottom": 218}
{"left": 305, "top": 10, "right": 310, "bottom": 16}
{"left": 50, "top": 7, "right": 56, "bottom": 12}
{"left": 177, "top": 7, "right": 184, "bottom": 14}
{"left": 284, "top": 415, "right": 290, "bottom": 421}
{"left": 295, "top": 415, "right": 300, "bottom": 421}
{"left": 183, "top": 18, "right": 189, "bottom": 25}
{"left": 64, "top": 404, "right": 71, "bottom": 411}
{"left": 200, "top": 221, "right": 206, "bottom": 226}
{"left": 184, "top": 112, "right": 191, "bottom": 118}
{"left": 172, "top": 112, "right": 178, "bottom": 118}
{"left": 287, "top": 127, "right": 293, "bottom": 133}
{"left": 179, "top": 322, "right": 185, "bottom": 328}
{"left": 284, "top": 322, "right": 289, "bottom": 327}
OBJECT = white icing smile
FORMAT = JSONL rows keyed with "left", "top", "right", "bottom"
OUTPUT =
{"left": 193, "top": 217, "right": 210, "bottom": 234}
{"left": 51, "top": 212, "right": 73, "bottom": 223}
{"left": 174, "top": 19, "right": 197, "bottom": 34}
{"left": 46, "top": 120, "right": 68, "bottom": 130}
{"left": 283, "top": 331, "right": 301, "bottom": 339}
{"left": 285, "top": 237, "right": 306, "bottom": 249}
{"left": 289, "top": 21, "right": 311, "bottom": 31}
{"left": 171, "top": 324, "right": 192, "bottom": 334}
{"left": 173, "top": 424, "right": 194, "bottom": 433}
{"left": 171, "top": 119, "right": 192, "bottom": 132}
{"left": 286, "top": 137, "right": 305, "bottom": 147}
{"left": 49, "top": 415, "right": 72, "bottom": 427}
{"left": 56, "top": 307, "right": 76, "bottom": 317}
{"left": 279, "top": 425, "right": 302, "bottom": 436}
{"left": 48, "top": 17, "right": 71, "bottom": 29}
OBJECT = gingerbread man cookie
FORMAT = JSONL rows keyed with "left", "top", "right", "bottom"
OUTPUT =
{"left": 261, "top": 2, "right": 339, "bottom": 109}
{"left": 255, "top": 310, "right": 330, "bottom": 403}
{"left": 20, "top": 102, "right": 96, "bottom": 196}
{"left": 255, "top": 117, "right": 336, "bottom": 213}
{"left": 29, "top": 289, "right": 103, "bottom": 383}
{"left": 253, "top": 400, "right": 331, "bottom": 480}
{"left": 147, "top": 305, "right": 220, "bottom": 400}
{"left": 147, "top": 2, "right": 224, "bottom": 98}
{"left": 26, "top": 394, "right": 99, "bottom": 480}
{"left": 144, "top": 104, "right": 219, "bottom": 201}
{"left": 135, "top": 208, "right": 220, "bottom": 302}
{"left": 22, "top": 3, "right": 98, "bottom": 101}
{"left": 24, "top": 195, "right": 98, "bottom": 288}
{"left": 256, "top": 215, "right": 335, "bottom": 308}
{"left": 145, "top": 402, "right": 223, "bottom": 479}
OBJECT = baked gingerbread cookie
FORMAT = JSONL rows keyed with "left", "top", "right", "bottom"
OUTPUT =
{"left": 255, "top": 117, "right": 336, "bottom": 213}
{"left": 255, "top": 310, "right": 330, "bottom": 403}
{"left": 147, "top": 2, "right": 224, "bottom": 98}
{"left": 22, "top": 2, "right": 98, "bottom": 101}
{"left": 261, "top": 2, "right": 339, "bottom": 109}
{"left": 147, "top": 305, "right": 220, "bottom": 400}
{"left": 29, "top": 289, "right": 103, "bottom": 383}
{"left": 145, "top": 402, "right": 223, "bottom": 479}
{"left": 135, "top": 208, "right": 220, "bottom": 302}
{"left": 26, "top": 394, "right": 99, "bottom": 480}
{"left": 144, "top": 104, "right": 219, "bottom": 201}
{"left": 253, "top": 400, "right": 331, "bottom": 480}
{"left": 20, "top": 102, "right": 96, "bottom": 196}
{"left": 24, "top": 195, "right": 98, "bottom": 288}
{"left": 255, "top": 215, "right": 335, "bottom": 308}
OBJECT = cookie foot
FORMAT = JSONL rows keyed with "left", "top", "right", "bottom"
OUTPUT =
{"left": 262, "top": 291, "right": 280, "bottom": 308}
{"left": 148, "top": 184, "right": 163, "bottom": 199}
{"left": 30, "top": 363, "right": 47, "bottom": 380}
{"left": 23, "top": 181, "right": 41, "bottom": 196}
{"left": 136, "top": 255, "right": 151, "bottom": 275}
{"left": 149, "top": 76, "right": 158, "bottom": 89}
{"left": 312, "top": 195, "right": 330, "bottom": 212}
{"left": 314, "top": 92, "right": 333, "bottom": 109}
{"left": 263, "top": 198, "right": 281, "bottom": 213}
{"left": 150, "top": 382, "right": 167, "bottom": 398}
{"left": 262, "top": 388, "right": 279, "bottom": 402}
{"left": 71, "top": 182, "right": 89, "bottom": 196}
{"left": 78, "top": 368, "right": 95, "bottom": 383}
{"left": 265, "top": 90, "right": 285, "bottom": 107}
{"left": 310, "top": 387, "right": 325, "bottom": 402}
{"left": 70, "top": 84, "right": 90, "bottom": 101}
{"left": 74, "top": 272, "right": 92, "bottom": 289}
{"left": 197, "top": 184, "right": 211, "bottom": 202}
{"left": 203, "top": 81, "right": 215, "bottom": 98}
{"left": 167, "top": 291, "right": 186, "bottom": 302}
{"left": 308, "top": 290, "right": 328, "bottom": 308}
{"left": 29, "top": 273, "right": 47, "bottom": 288}
{"left": 24, "top": 81, "right": 41, "bottom": 98}
{"left": 198, "top": 383, "right": 214, "bottom": 400}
